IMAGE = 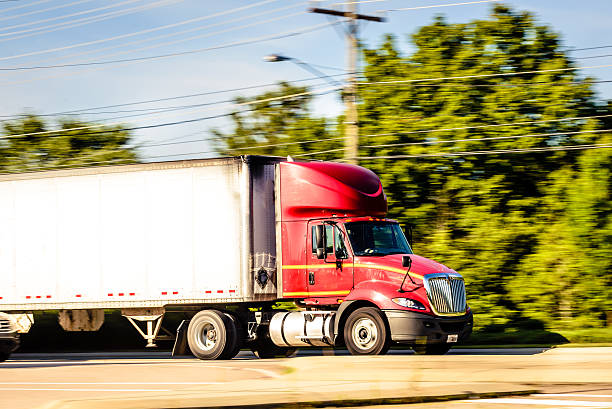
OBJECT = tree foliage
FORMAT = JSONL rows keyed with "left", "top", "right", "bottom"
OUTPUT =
{"left": 212, "top": 82, "right": 342, "bottom": 160}
{"left": 360, "top": 5, "right": 611, "bottom": 329}
{"left": 0, "top": 115, "right": 138, "bottom": 173}
{"left": 213, "top": 5, "right": 612, "bottom": 331}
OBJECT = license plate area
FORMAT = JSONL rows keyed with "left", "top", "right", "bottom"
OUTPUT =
{"left": 447, "top": 334, "right": 458, "bottom": 343}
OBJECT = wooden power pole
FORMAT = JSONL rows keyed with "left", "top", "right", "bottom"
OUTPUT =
{"left": 309, "top": 4, "right": 385, "bottom": 165}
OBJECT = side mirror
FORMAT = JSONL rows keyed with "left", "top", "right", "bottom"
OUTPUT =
{"left": 402, "top": 255, "right": 412, "bottom": 269}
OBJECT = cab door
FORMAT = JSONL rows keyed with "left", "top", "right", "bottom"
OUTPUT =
{"left": 306, "top": 221, "right": 353, "bottom": 298}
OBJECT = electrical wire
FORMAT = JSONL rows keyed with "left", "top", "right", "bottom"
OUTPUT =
{"left": 0, "top": 20, "right": 340, "bottom": 87}
{"left": 383, "top": 0, "right": 499, "bottom": 12}
{"left": 0, "top": 73, "right": 348, "bottom": 120}
{"left": 361, "top": 129, "right": 612, "bottom": 150}
{"left": 0, "top": 0, "right": 52, "bottom": 14}
{"left": 0, "top": 86, "right": 341, "bottom": 139}
{"left": 0, "top": 0, "right": 183, "bottom": 42}
{"left": 146, "top": 114, "right": 612, "bottom": 150}
{"left": 0, "top": 0, "right": 293, "bottom": 62}
{"left": 0, "top": 20, "right": 340, "bottom": 72}
{"left": 0, "top": 0, "right": 144, "bottom": 33}
{"left": 356, "top": 143, "right": 612, "bottom": 159}
{"left": 89, "top": 10, "right": 308, "bottom": 65}
{"left": 358, "top": 64, "right": 612, "bottom": 86}
{"left": 359, "top": 114, "right": 612, "bottom": 140}
{"left": 0, "top": 0, "right": 95, "bottom": 23}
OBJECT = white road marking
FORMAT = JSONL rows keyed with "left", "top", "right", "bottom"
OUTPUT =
{"left": 535, "top": 394, "right": 612, "bottom": 398}
{"left": 168, "top": 364, "right": 281, "bottom": 378}
{"left": 0, "top": 382, "right": 222, "bottom": 385}
{"left": 476, "top": 398, "right": 612, "bottom": 407}
{"left": 0, "top": 388, "right": 171, "bottom": 392}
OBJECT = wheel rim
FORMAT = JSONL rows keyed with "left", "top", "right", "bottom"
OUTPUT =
{"left": 351, "top": 317, "right": 378, "bottom": 351}
{"left": 194, "top": 321, "right": 218, "bottom": 352}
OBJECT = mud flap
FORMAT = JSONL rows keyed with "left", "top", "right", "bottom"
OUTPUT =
{"left": 172, "top": 320, "right": 192, "bottom": 356}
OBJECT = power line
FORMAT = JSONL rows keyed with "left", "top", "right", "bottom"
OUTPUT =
{"left": 0, "top": 0, "right": 292, "bottom": 62}
{"left": 0, "top": 0, "right": 184, "bottom": 42}
{"left": 359, "top": 64, "right": 612, "bottom": 86}
{"left": 87, "top": 10, "right": 308, "bottom": 65}
{"left": 383, "top": 0, "right": 499, "bottom": 12}
{"left": 3, "top": 140, "right": 612, "bottom": 176}
{"left": 28, "top": 3, "right": 304, "bottom": 69}
{"left": 0, "top": 20, "right": 340, "bottom": 71}
{"left": 0, "top": 0, "right": 95, "bottom": 23}
{"left": 147, "top": 115, "right": 612, "bottom": 151}
{"left": 360, "top": 114, "right": 612, "bottom": 140}
{"left": 361, "top": 129, "right": 612, "bottom": 149}
{"left": 0, "top": 0, "right": 143, "bottom": 33}
{"left": 0, "top": 86, "right": 341, "bottom": 139}
{"left": 0, "top": 74, "right": 347, "bottom": 121}
{"left": 356, "top": 143, "right": 612, "bottom": 160}
{"left": 0, "top": 0, "right": 52, "bottom": 14}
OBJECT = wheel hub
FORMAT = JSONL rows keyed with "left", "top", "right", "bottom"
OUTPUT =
{"left": 352, "top": 317, "right": 378, "bottom": 350}
{"left": 194, "top": 321, "right": 218, "bottom": 352}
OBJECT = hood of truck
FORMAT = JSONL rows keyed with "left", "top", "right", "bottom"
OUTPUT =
{"left": 354, "top": 253, "right": 456, "bottom": 282}
{"left": 351, "top": 253, "right": 459, "bottom": 314}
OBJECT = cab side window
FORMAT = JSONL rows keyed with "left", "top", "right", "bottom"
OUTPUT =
{"left": 335, "top": 226, "right": 348, "bottom": 259}
{"left": 311, "top": 224, "right": 348, "bottom": 259}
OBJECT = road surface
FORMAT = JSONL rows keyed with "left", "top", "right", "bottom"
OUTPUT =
{"left": 0, "top": 347, "right": 610, "bottom": 409}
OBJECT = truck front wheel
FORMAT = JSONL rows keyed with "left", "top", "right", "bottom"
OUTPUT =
{"left": 343, "top": 307, "right": 390, "bottom": 355}
{"left": 187, "top": 310, "right": 237, "bottom": 360}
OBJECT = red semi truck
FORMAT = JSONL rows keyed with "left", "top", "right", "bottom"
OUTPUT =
{"left": 0, "top": 156, "right": 471, "bottom": 360}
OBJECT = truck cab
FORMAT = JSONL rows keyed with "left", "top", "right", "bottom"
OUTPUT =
{"left": 275, "top": 160, "right": 473, "bottom": 355}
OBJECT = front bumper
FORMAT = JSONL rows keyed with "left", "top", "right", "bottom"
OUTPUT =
{"left": 383, "top": 309, "right": 473, "bottom": 344}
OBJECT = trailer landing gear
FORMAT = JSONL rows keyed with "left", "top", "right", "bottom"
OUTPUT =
{"left": 122, "top": 308, "right": 173, "bottom": 348}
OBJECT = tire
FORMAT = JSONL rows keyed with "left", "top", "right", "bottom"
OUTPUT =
{"left": 0, "top": 351, "right": 10, "bottom": 362}
{"left": 221, "top": 313, "right": 244, "bottom": 360}
{"left": 413, "top": 344, "right": 452, "bottom": 355}
{"left": 187, "top": 310, "right": 237, "bottom": 360}
{"left": 250, "top": 325, "right": 297, "bottom": 359}
{"left": 343, "top": 307, "right": 390, "bottom": 356}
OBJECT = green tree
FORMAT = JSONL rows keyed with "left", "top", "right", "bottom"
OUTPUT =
{"left": 0, "top": 115, "right": 138, "bottom": 173}
{"left": 359, "top": 5, "right": 611, "bottom": 329}
{"left": 212, "top": 82, "right": 342, "bottom": 160}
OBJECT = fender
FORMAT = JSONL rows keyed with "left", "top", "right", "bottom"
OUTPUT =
{"left": 332, "top": 280, "right": 431, "bottom": 341}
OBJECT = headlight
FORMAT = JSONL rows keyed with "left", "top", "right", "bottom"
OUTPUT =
{"left": 392, "top": 297, "right": 426, "bottom": 310}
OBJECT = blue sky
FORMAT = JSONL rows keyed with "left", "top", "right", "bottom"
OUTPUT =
{"left": 0, "top": 0, "right": 610, "bottom": 161}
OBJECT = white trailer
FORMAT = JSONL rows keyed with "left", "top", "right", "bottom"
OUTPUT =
{"left": 0, "top": 156, "right": 282, "bottom": 356}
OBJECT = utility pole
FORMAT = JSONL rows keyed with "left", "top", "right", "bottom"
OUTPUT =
{"left": 310, "top": 4, "right": 385, "bottom": 165}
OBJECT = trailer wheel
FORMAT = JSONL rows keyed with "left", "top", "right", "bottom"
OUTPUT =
{"left": 221, "top": 313, "right": 244, "bottom": 360}
{"left": 413, "top": 344, "right": 452, "bottom": 355}
{"left": 187, "top": 310, "right": 237, "bottom": 360}
{"left": 343, "top": 307, "right": 390, "bottom": 355}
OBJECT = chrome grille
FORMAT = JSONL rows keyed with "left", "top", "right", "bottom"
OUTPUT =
{"left": 0, "top": 319, "right": 12, "bottom": 334}
{"left": 424, "top": 273, "right": 467, "bottom": 316}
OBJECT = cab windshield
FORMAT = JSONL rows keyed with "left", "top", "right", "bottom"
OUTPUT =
{"left": 344, "top": 221, "right": 413, "bottom": 257}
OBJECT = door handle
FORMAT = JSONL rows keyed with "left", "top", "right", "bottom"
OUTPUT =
{"left": 308, "top": 271, "right": 315, "bottom": 285}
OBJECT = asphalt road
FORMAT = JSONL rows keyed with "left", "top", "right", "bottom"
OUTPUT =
{"left": 338, "top": 389, "right": 612, "bottom": 409}
{"left": 0, "top": 348, "right": 610, "bottom": 409}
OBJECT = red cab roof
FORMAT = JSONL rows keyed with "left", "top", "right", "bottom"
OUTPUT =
{"left": 279, "top": 161, "right": 387, "bottom": 221}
